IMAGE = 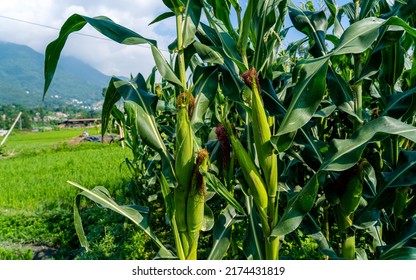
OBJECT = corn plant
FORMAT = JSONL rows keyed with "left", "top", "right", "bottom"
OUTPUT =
{"left": 44, "top": 0, "right": 416, "bottom": 260}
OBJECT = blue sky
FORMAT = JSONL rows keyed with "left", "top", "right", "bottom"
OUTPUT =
{"left": 0, "top": 0, "right": 352, "bottom": 77}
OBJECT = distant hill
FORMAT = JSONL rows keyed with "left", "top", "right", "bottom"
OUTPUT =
{"left": 0, "top": 41, "right": 111, "bottom": 108}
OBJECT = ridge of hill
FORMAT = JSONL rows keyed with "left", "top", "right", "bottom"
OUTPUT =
{"left": 0, "top": 41, "right": 111, "bottom": 108}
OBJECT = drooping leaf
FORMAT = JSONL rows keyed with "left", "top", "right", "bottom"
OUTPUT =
{"left": 202, "top": 170, "right": 246, "bottom": 215}
{"left": 332, "top": 17, "right": 384, "bottom": 55}
{"left": 271, "top": 172, "right": 325, "bottom": 237}
{"left": 151, "top": 45, "right": 183, "bottom": 87}
{"left": 149, "top": 12, "right": 175, "bottom": 25}
{"left": 106, "top": 75, "right": 175, "bottom": 185}
{"left": 379, "top": 218, "right": 416, "bottom": 259}
{"left": 288, "top": 4, "right": 328, "bottom": 57}
{"left": 381, "top": 88, "right": 416, "bottom": 120}
{"left": 205, "top": 0, "right": 236, "bottom": 39}
{"left": 191, "top": 66, "right": 219, "bottom": 131}
{"left": 101, "top": 77, "right": 122, "bottom": 139}
{"left": 321, "top": 117, "right": 416, "bottom": 172}
{"left": 380, "top": 247, "right": 416, "bottom": 260}
{"left": 243, "top": 197, "right": 265, "bottom": 260}
{"left": 208, "top": 205, "right": 244, "bottom": 260}
{"left": 182, "top": 0, "right": 203, "bottom": 48}
{"left": 326, "top": 68, "right": 361, "bottom": 121}
{"left": 71, "top": 182, "right": 174, "bottom": 258}
{"left": 193, "top": 42, "right": 224, "bottom": 64}
{"left": 277, "top": 55, "right": 329, "bottom": 136}
{"left": 202, "top": 203, "right": 215, "bottom": 232}
{"left": 44, "top": 14, "right": 156, "bottom": 95}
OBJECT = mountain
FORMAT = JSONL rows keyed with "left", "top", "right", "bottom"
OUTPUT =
{"left": 0, "top": 41, "right": 111, "bottom": 108}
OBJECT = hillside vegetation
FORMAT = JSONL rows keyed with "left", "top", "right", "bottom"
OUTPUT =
{"left": 0, "top": 41, "right": 109, "bottom": 107}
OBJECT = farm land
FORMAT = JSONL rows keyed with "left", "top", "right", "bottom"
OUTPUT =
{"left": 0, "top": 128, "right": 150, "bottom": 259}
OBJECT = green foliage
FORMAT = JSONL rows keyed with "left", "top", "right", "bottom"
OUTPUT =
{"left": 42, "top": 0, "right": 416, "bottom": 260}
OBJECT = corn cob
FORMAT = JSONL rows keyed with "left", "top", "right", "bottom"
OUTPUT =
{"left": 242, "top": 67, "right": 278, "bottom": 222}
{"left": 174, "top": 92, "right": 195, "bottom": 256}
{"left": 223, "top": 122, "right": 268, "bottom": 227}
{"left": 186, "top": 149, "right": 209, "bottom": 260}
{"left": 336, "top": 159, "right": 368, "bottom": 231}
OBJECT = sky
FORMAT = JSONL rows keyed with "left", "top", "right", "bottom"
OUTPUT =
{"left": 0, "top": 0, "right": 350, "bottom": 78}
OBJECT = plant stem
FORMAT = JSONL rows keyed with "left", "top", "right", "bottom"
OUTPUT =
{"left": 353, "top": 0, "right": 363, "bottom": 131}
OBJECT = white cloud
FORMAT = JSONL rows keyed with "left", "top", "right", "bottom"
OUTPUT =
{"left": 0, "top": 0, "right": 175, "bottom": 77}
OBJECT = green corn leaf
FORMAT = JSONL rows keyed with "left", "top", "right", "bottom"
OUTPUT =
{"left": 151, "top": 45, "right": 183, "bottom": 87}
{"left": 381, "top": 88, "right": 416, "bottom": 121}
{"left": 208, "top": 205, "right": 245, "bottom": 260}
{"left": 159, "top": 173, "right": 185, "bottom": 260}
{"left": 237, "top": 0, "right": 254, "bottom": 59}
{"left": 193, "top": 42, "right": 224, "bottom": 64}
{"left": 288, "top": 3, "right": 328, "bottom": 57}
{"left": 380, "top": 247, "right": 416, "bottom": 260}
{"left": 271, "top": 172, "right": 325, "bottom": 237}
{"left": 202, "top": 203, "right": 215, "bottom": 232}
{"left": 380, "top": 218, "right": 416, "bottom": 259}
{"left": 379, "top": 42, "right": 405, "bottom": 89}
{"left": 44, "top": 14, "right": 156, "bottom": 95}
{"left": 383, "top": 150, "right": 416, "bottom": 188}
{"left": 324, "top": 0, "right": 343, "bottom": 38}
{"left": 205, "top": 0, "right": 236, "bottom": 39}
{"left": 106, "top": 75, "right": 175, "bottom": 186}
{"left": 73, "top": 194, "right": 90, "bottom": 251}
{"left": 70, "top": 182, "right": 174, "bottom": 258}
{"left": 277, "top": 55, "right": 329, "bottom": 136}
{"left": 201, "top": 169, "right": 246, "bottom": 215}
{"left": 243, "top": 197, "right": 265, "bottom": 260}
{"left": 332, "top": 17, "right": 384, "bottom": 55}
{"left": 101, "top": 77, "right": 122, "bottom": 139}
{"left": 326, "top": 68, "right": 361, "bottom": 121}
{"left": 321, "top": 117, "right": 416, "bottom": 172}
{"left": 182, "top": 0, "right": 203, "bottom": 48}
{"left": 359, "top": 0, "right": 380, "bottom": 20}
{"left": 332, "top": 16, "right": 416, "bottom": 57}
{"left": 356, "top": 151, "right": 416, "bottom": 225}
{"left": 252, "top": 0, "right": 287, "bottom": 72}
{"left": 302, "top": 213, "right": 339, "bottom": 259}
{"left": 162, "top": 0, "right": 185, "bottom": 12}
{"left": 191, "top": 66, "right": 219, "bottom": 131}
{"left": 149, "top": 12, "right": 175, "bottom": 25}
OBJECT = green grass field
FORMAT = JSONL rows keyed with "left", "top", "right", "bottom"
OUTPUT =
{"left": 0, "top": 128, "right": 139, "bottom": 259}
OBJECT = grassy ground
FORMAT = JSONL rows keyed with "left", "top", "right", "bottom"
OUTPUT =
{"left": 0, "top": 128, "right": 145, "bottom": 259}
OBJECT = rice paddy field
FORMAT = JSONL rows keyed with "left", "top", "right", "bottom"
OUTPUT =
{"left": 0, "top": 128, "right": 137, "bottom": 259}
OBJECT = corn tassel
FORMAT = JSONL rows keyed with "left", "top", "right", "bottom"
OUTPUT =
{"left": 174, "top": 92, "right": 195, "bottom": 257}
{"left": 186, "top": 149, "right": 209, "bottom": 260}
